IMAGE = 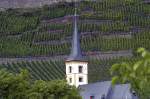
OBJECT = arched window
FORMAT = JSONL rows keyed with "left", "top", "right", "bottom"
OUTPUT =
{"left": 69, "top": 66, "right": 72, "bottom": 73}
{"left": 79, "top": 66, "right": 83, "bottom": 73}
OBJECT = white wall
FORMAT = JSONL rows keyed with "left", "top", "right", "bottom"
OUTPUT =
{"left": 66, "top": 61, "right": 88, "bottom": 87}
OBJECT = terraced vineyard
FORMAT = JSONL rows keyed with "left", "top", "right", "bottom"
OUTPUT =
{"left": 0, "top": 0, "right": 149, "bottom": 82}
{"left": 0, "top": 57, "right": 140, "bottom": 83}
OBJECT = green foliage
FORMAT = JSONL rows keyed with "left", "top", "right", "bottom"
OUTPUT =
{"left": 41, "top": 4, "right": 74, "bottom": 19}
{"left": 0, "top": 38, "right": 31, "bottom": 57}
{"left": 81, "top": 36, "right": 132, "bottom": 51}
{"left": 0, "top": 69, "right": 31, "bottom": 99}
{"left": 0, "top": 0, "right": 149, "bottom": 89}
{"left": 0, "top": 60, "right": 65, "bottom": 81}
{"left": 111, "top": 48, "right": 150, "bottom": 99}
{"left": 0, "top": 0, "right": 149, "bottom": 57}
{"left": 0, "top": 13, "right": 39, "bottom": 33}
{"left": 0, "top": 69, "right": 81, "bottom": 99}
{"left": 0, "top": 57, "right": 140, "bottom": 83}
{"left": 88, "top": 57, "right": 139, "bottom": 82}
{"left": 79, "top": 22, "right": 130, "bottom": 32}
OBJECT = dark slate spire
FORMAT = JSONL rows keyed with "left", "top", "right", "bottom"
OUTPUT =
{"left": 66, "top": 8, "right": 85, "bottom": 61}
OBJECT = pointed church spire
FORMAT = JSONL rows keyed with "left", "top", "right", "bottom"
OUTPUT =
{"left": 66, "top": 7, "right": 84, "bottom": 61}
{"left": 65, "top": 1, "right": 88, "bottom": 87}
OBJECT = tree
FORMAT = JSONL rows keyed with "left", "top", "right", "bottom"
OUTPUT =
{"left": 0, "top": 69, "right": 81, "bottom": 99}
{"left": 111, "top": 48, "right": 150, "bottom": 99}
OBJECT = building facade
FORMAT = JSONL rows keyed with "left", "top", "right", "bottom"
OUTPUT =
{"left": 79, "top": 81, "right": 138, "bottom": 99}
{"left": 65, "top": 10, "right": 88, "bottom": 87}
{"left": 66, "top": 9, "right": 138, "bottom": 99}
{"left": 65, "top": 61, "right": 88, "bottom": 87}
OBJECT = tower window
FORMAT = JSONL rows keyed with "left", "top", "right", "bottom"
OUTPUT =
{"left": 69, "top": 66, "right": 72, "bottom": 73}
{"left": 90, "top": 96, "right": 95, "bottom": 99}
{"left": 79, "top": 77, "right": 83, "bottom": 82}
{"left": 69, "top": 78, "right": 72, "bottom": 83}
{"left": 101, "top": 94, "right": 105, "bottom": 99}
{"left": 79, "top": 66, "right": 83, "bottom": 73}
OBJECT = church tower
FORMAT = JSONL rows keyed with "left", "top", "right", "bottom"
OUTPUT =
{"left": 65, "top": 9, "right": 88, "bottom": 87}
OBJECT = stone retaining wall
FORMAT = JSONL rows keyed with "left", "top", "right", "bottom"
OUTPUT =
{"left": 0, "top": 0, "right": 147, "bottom": 9}
{"left": 0, "top": 0, "right": 75, "bottom": 8}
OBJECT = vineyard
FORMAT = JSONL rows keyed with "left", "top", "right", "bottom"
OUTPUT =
{"left": 0, "top": 57, "right": 140, "bottom": 83}
{"left": 0, "top": 0, "right": 149, "bottom": 82}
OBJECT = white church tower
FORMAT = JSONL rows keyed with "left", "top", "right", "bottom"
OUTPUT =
{"left": 65, "top": 9, "right": 88, "bottom": 87}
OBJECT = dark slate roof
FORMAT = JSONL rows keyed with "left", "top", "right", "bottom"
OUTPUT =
{"left": 79, "top": 81, "right": 112, "bottom": 99}
{"left": 108, "top": 84, "right": 133, "bottom": 99}
{"left": 66, "top": 9, "right": 86, "bottom": 62}
{"left": 79, "top": 81, "right": 137, "bottom": 99}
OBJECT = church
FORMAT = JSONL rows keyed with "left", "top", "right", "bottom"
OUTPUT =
{"left": 65, "top": 10, "right": 138, "bottom": 99}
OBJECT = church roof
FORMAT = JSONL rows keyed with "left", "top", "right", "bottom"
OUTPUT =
{"left": 66, "top": 9, "right": 86, "bottom": 62}
{"left": 109, "top": 84, "right": 133, "bottom": 99}
{"left": 79, "top": 81, "right": 112, "bottom": 99}
{"left": 79, "top": 81, "right": 137, "bottom": 99}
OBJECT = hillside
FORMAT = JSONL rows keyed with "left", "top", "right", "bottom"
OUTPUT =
{"left": 0, "top": 0, "right": 73, "bottom": 8}
{"left": 0, "top": 0, "right": 149, "bottom": 83}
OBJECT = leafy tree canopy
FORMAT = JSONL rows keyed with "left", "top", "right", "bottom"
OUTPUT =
{"left": 111, "top": 48, "right": 150, "bottom": 99}
{"left": 0, "top": 69, "right": 81, "bottom": 99}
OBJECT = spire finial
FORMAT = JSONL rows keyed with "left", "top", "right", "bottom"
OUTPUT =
{"left": 74, "top": 0, "right": 77, "bottom": 16}
{"left": 75, "top": 8, "right": 77, "bottom": 16}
